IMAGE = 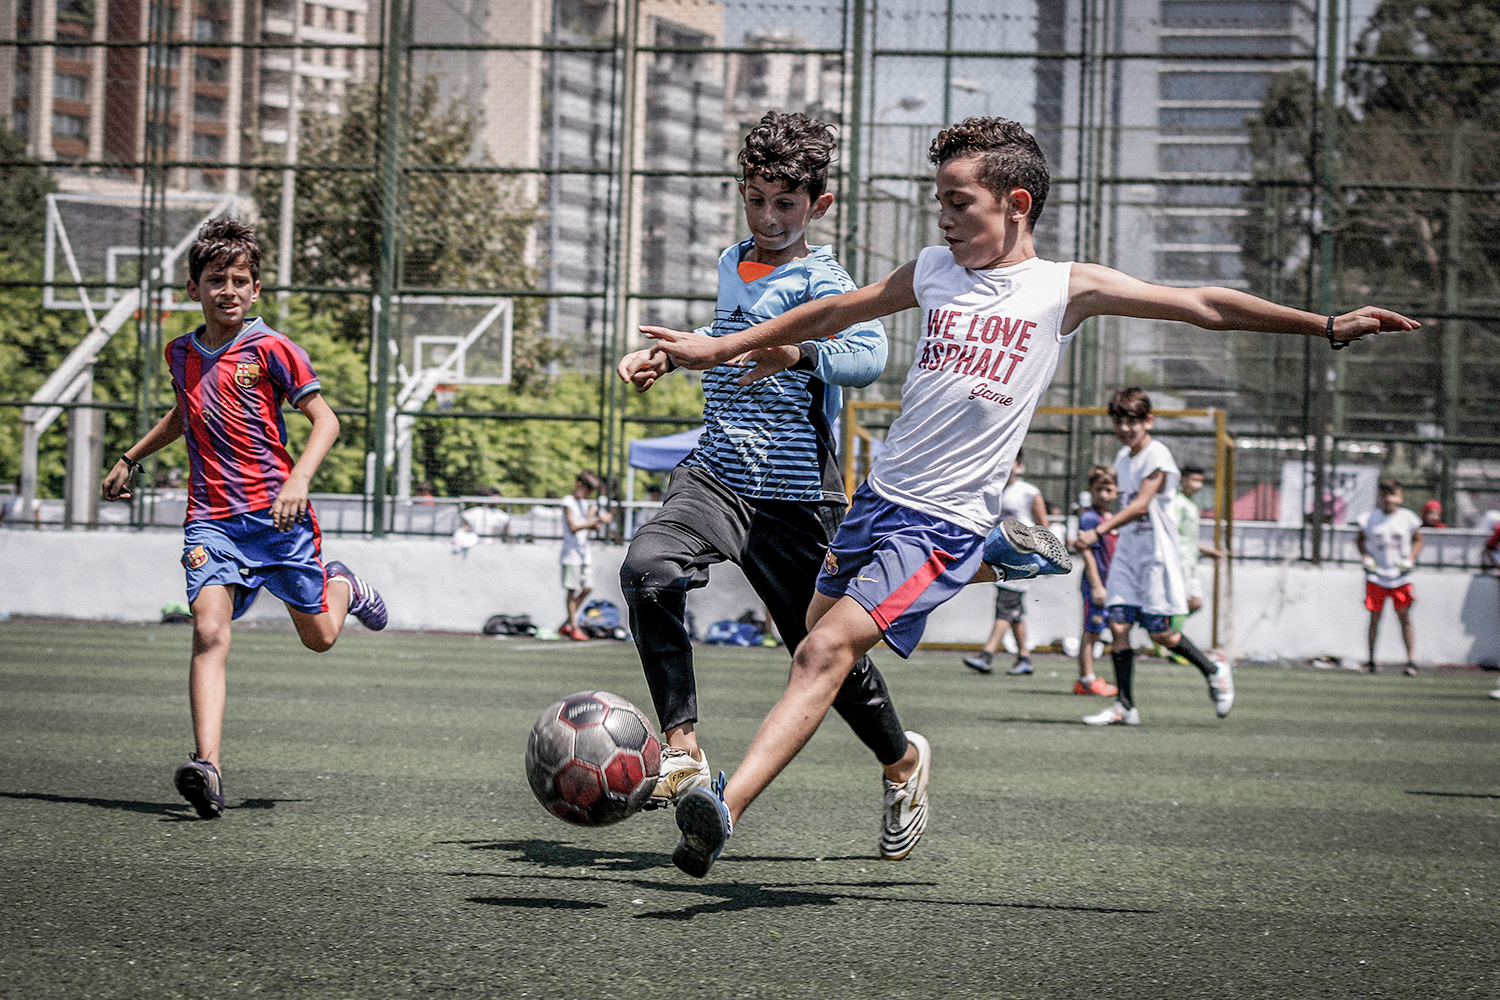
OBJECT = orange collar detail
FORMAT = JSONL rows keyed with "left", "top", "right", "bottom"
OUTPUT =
{"left": 737, "top": 261, "right": 776, "bottom": 283}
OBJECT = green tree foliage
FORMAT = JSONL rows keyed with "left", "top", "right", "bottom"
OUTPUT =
{"left": 254, "top": 77, "right": 703, "bottom": 499}
{"left": 1239, "top": 0, "right": 1500, "bottom": 437}
{"left": 0, "top": 128, "right": 52, "bottom": 267}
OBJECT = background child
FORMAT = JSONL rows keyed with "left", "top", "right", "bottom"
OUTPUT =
{"left": 1072, "top": 465, "right": 1119, "bottom": 697}
{"left": 559, "top": 470, "right": 609, "bottom": 640}
{"left": 100, "top": 217, "right": 386, "bottom": 820}
{"left": 1168, "top": 463, "right": 1225, "bottom": 623}
{"left": 963, "top": 450, "right": 1048, "bottom": 675}
{"left": 1355, "top": 479, "right": 1423, "bottom": 673}
{"left": 1077, "top": 388, "right": 1234, "bottom": 726}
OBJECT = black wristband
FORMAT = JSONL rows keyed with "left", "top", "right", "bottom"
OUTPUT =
{"left": 1327, "top": 315, "right": 1347, "bottom": 350}
{"left": 122, "top": 453, "right": 145, "bottom": 473}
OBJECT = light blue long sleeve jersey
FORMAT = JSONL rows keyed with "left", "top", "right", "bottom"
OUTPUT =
{"left": 677, "top": 239, "right": 887, "bottom": 503}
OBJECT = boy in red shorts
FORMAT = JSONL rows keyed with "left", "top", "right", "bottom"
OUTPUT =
{"left": 102, "top": 217, "right": 388, "bottom": 819}
{"left": 1354, "top": 479, "right": 1423, "bottom": 674}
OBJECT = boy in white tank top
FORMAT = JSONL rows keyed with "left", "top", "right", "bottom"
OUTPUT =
{"left": 645, "top": 117, "right": 1421, "bottom": 879}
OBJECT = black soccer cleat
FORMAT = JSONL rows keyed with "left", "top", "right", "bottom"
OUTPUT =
{"left": 174, "top": 753, "right": 224, "bottom": 819}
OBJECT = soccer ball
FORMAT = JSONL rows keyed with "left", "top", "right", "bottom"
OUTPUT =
{"left": 525, "top": 691, "right": 662, "bottom": 826}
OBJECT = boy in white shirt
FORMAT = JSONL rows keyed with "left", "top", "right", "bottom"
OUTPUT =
{"left": 646, "top": 116, "right": 1418, "bottom": 878}
{"left": 559, "top": 471, "right": 610, "bottom": 640}
{"left": 1355, "top": 479, "right": 1424, "bottom": 673}
{"left": 1077, "top": 388, "right": 1233, "bottom": 726}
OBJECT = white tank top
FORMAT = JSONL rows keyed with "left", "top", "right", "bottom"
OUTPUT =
{"left": 867, "top": 248, "right": 1073, "bottom": 536}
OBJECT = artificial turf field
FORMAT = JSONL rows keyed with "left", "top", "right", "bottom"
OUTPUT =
{"left": 1, "top": 619, "right": 1496, "bottom": 1000}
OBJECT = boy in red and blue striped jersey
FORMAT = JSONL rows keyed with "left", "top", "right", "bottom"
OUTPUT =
{"left": 102, "top": 217, "right": 387, "bottom": 820}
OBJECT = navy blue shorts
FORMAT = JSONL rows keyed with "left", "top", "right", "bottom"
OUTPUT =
{"left": 1105, "top": 604, "right": 1172, "bottom": 635}
{"left": 815, "top": 484, "right": 986, "bottom": 658}
{"left": 1082, "top": 592, "right": 1107, "bottom": 634}
{"left": 183, "top": 507, "right": 328, "bottom": 619}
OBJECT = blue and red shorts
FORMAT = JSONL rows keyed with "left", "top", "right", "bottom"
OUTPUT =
{"left": 1082, "top": 590, "right": 1107, "bottom": 635}
{"left": 815, "top": 484, "right": 986, "bottom": 658}
{"left": 1365, "top": 581, "right": 1414, "bottom": 613}
{"left": 182, "top": 507, "right": 328, "bottom": 619}
{"left": 1105, "top": 604, "right": 1173, "bottom": 635}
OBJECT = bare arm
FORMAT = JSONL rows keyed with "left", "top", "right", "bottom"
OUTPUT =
{"left": 617, "top": 346, "right": 674, "bottom": 392}
{"left": 1081, "top": 549, "right": 1106, "bottom": 604}
{"left": 1078, "top": 470, "right": 1166, "bottom": 545}
{"left": 646, "top": 260, "right": 919, "bottom": 370}
{"left": 1405, "top": 528, "right": 1424, "bottom": 568}
{"left": 102, "top": 402, "right": 184, "bottom": 501}
{"left": 1030, "top": 493, "right": 1049, "bottom": 530}
{"left": 271, "top": 391, "right": 341, "bottom": 531}
{"left": 1063, "top": 263, "right": 1420, "bottom": 343}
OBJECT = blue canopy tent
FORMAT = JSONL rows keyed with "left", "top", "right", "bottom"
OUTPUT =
{"left": 624, "top": 426, "right": 703, "bottom": 536}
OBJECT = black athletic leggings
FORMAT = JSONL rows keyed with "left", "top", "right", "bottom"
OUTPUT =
{"left": 619, "top": 466, "right": 909, "bottom": 766}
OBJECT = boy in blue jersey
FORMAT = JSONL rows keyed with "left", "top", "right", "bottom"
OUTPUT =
{"left": 617, "top": 112, "right": 928, "bottom": 861}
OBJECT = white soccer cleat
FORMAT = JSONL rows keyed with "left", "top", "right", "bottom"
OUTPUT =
{"left": 1490, "top": 687, "right": 1500, "bottom": 701}
{"left": 1208, "top": 658, "right": 1235, "bottom": 718}
{"left": 880, "top": 731, "right": 931, "bottom": 860}
{"left": 1083, "top": 701, "right": 1140, "bottom": 726}
{"left": 648, "top": 745, "right": 711, "bottom": 808}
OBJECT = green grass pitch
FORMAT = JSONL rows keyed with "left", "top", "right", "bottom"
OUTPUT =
{"left": 1, "top": 619, "right": 1496, "bottom": 999}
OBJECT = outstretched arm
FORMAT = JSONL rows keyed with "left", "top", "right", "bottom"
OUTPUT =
{"left": 647, "top": 260, "right": 919, "bottom": 370}
{"left": 1063, "top": 264, "right": 1420, "bottom": 344}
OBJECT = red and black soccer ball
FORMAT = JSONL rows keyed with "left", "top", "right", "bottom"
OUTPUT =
{"left": 525, "top": 691, "right": 662, "bottom": 826}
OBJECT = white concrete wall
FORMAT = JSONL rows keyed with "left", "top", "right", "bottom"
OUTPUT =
{"left": 2, "top": 530, "right": 1497, "bottom": 666}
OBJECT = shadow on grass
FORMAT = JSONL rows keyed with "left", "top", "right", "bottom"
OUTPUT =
{"left": 1407, "top": 790, "right": 1500, "bottom": 800}
{"left": 466, "top": 897, "right": 606, "bottom": 910}
{"left": 980, "top": 716, "right": 1089, "bottom": 726}
{"left": 442, "top": 839, "right": 672, "bottom": 871}
{"left": 0, "top": 790, "right": 303, "bottom": 821}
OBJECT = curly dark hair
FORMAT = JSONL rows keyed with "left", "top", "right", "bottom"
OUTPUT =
{"left": 188, "top": 216, "right": 262, "bottom": 283}
{"left": 738, "top": 111, "right": 837, "bottom": 200}
{"left": 1108, "top": 386, "right": 1152, "bottom": 422}
{"left": 928, "top": 117, "right": 1049, "bottom": 228}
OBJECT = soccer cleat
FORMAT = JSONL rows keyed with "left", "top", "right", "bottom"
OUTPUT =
{"left": 325, "top": 561, "right": 388, "bottom": 631}
{"left": 673, "top": 772, "right": 732, "bottom": 878}
{"left": 647, "top": 745, "right": 711, "bottom": 808}
{"left": 1083, "top": 701, "right": 1140, "bottom": 726}
{"left": 1208, "top": 657, "right": 1235, "bottom": 717}
{"left": 1006, "top": 657, "right": 1034, "bottom": 675}
{"left": 1490, "top": 687, "right": 1500, "bottom": 700}
{"left": 983, "top": 519, "right": 1073, "bottom": 581}
{"left": 1074, "top": 675, "right": 1118, "bottom": 697}
{"left": 1403, "top": 663, "right": 1419, "bottom": 676}
{"left": 174, "top": 753, "right": 224, "bottom": 819}
{"left": 565, "top": 623, "right": 590, "bottom": 642}
{"left": 1361, "top": 661, "right": 1377, "bottom": 674}
{"left": 963, "top": 650, "right": 994, "bottom": 674}
{"left": 880, "top": 731, "right": 931, "bottom": 860}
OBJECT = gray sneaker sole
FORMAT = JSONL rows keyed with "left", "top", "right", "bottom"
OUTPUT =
{"left": 1003, "top": 520, "right": 1073, "bottom": 574}
{"left": 673, "top": 789, "right": 729, "bottom": 878}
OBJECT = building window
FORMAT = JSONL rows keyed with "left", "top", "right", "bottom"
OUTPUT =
{"left": 193, "top": 94, "right": 225, "bottom": 120}
{"left": 192, "top": 132, "right": 223, "bottom": 159}
{"left": 193, "top": 17, "right": 224, "bottom": 42}
{"left": 13, "top": 111, "right": 30, "bottom": 137}
{"left": 55, "top": 45, "right": 89, "bottom": 62}
{"left": 195, "top": 56, "right": 227, "bottom": 82}
{"left": 1159, "top": 72, "right": 1271, "bottom": 102}
{"left": 54, "top": 72, "right": 88, "bottom": 101}
{"left": 53, "top": 112, "right": 89, "bottom": 138}
{"left": 15, "top": 67, "right": 31, "bottom": 96}
{"left": 1158, "top": 143, "right": 1252, "bottom": 173}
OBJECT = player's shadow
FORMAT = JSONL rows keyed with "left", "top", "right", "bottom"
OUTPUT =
{"left": 465, "top": 897, "right": 606, "bottom": 910}
{"left": 980, "top": 715, "right": 1088, "bottom": 726}
{"left": 1407, "top": 790, "right": 1500, "bottom": 800}
{"left": 0, "top": 790, "right": 302, "bottom": 822}
{"left": 442, "top": 838, "right": 671, "bottom": 871}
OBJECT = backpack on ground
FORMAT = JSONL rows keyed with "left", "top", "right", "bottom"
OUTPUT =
{"left": 483, "top": 614, "right": 537, "bottom": 636}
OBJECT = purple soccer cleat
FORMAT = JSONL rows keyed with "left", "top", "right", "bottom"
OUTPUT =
{"left": 325, "top": 560, "right": 388, "bottom": 631}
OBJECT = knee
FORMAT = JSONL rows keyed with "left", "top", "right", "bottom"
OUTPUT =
{"left": 192, "top": 618, "right": 231, "bottom": 653}
{"left": 791, "top": 628, "right": 854, "bottom": 681}
{"left": 620, "top": 553, "right": 679, "bottom": 605}
{"left": 301, "top": 630, "right": 336, "bottom": 653}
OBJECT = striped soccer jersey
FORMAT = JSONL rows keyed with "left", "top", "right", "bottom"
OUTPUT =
{"left": 165, "top": 317, "right": 322, "bottom": 522}
{"left": 678, "top": 240, "right": 886, "bottom": 503}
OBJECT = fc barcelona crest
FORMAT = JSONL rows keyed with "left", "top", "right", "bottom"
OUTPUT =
{"left": 185, "top": 545, "right": 209, "bottom": 570}
{"left": 234, "top": 362, "right": 261, "bottom": 388}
